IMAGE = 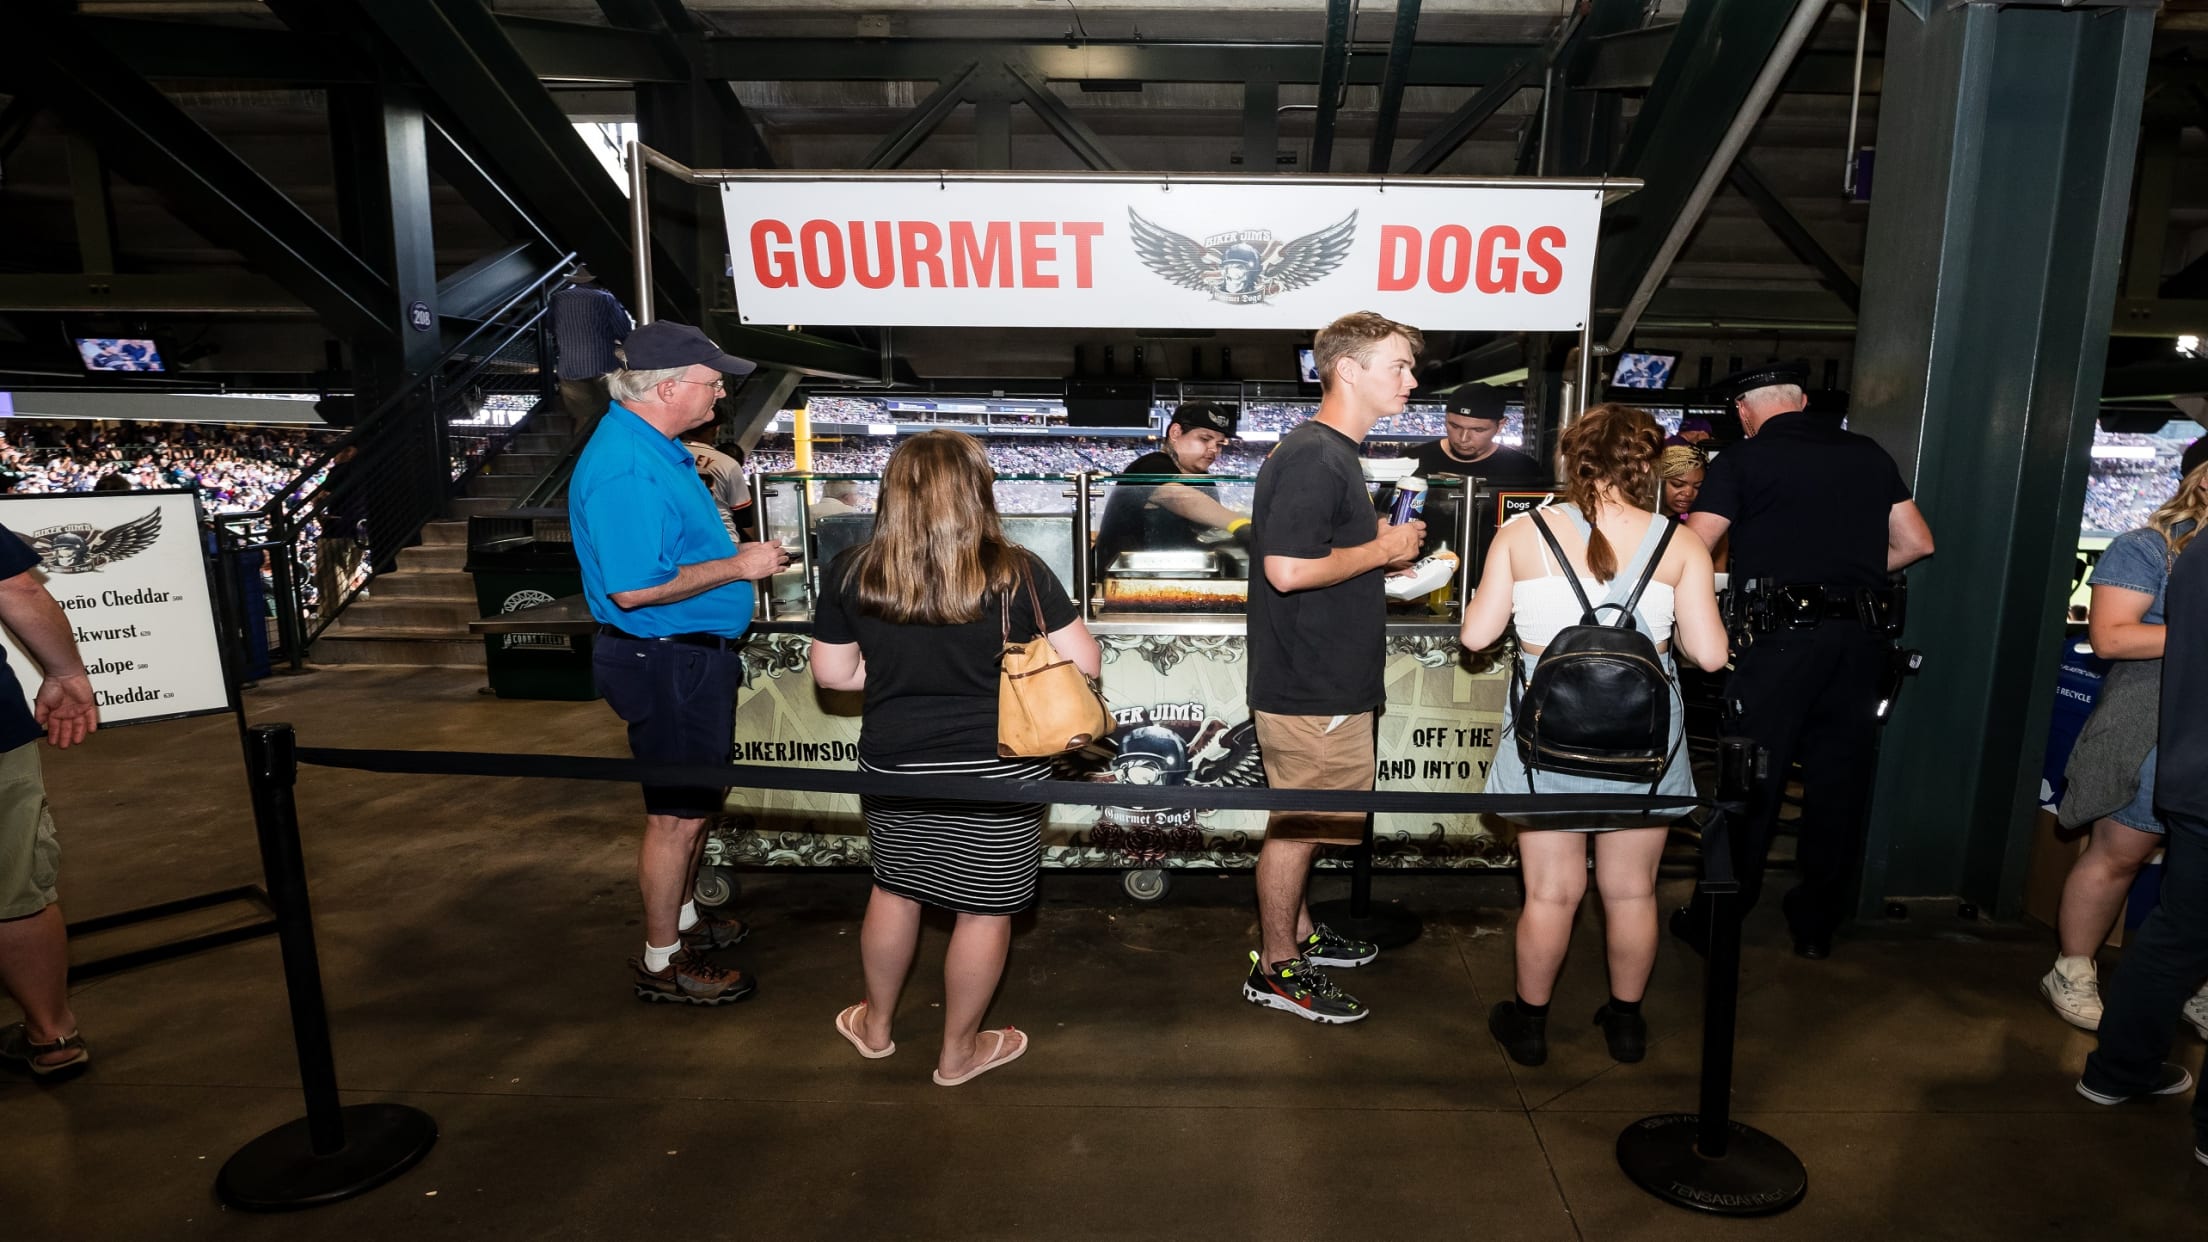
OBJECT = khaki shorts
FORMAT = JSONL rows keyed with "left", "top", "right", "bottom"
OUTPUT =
{"left": 0, "top": 741, "right": 58, "bottom": 920}
{"left": 1253, "top": 710, "right": 1375, "bottom": 846}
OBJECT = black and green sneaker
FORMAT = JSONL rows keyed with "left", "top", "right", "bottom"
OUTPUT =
{"left": 1301, "top": 922, "right": 1378, "bottom": 969}
{"left": 1240, "top": 952, "right": 1370, "bottom": 1024}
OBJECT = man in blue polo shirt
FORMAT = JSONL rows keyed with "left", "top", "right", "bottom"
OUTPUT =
{"left": 572, "top": 321, "right": 788, "bottom": 1006}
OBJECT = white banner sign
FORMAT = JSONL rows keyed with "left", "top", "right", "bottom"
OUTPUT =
{"left": 0, "top": 491, "right": 231, "bottom": 727}
{"left": 721, "top": 177, "right": 1605, "bottom": 331}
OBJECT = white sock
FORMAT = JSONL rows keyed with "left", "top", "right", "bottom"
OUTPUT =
{"left": 643, "top": 940, "right": 680, "bottom": 973}
{"left": 677, "top": 901, "right": 700, "bottom": 933}
{"left": 2055, "top": 954, "right": 2097, "bottom": 981}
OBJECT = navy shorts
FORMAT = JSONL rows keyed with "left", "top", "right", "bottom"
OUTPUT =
{"left": 591, "top": 635, "right": 744, "bottom": 819}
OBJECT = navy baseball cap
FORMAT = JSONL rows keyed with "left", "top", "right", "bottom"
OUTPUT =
{"left": 620, "top": 321, "right": 758, "bottom": 377}
{"left": 1444, "top": 385, "right": 1509, "bottom": 422}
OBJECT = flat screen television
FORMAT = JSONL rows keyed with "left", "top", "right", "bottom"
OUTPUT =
{"left": 1063, "top": 377, "right": 1155, "bottom": 428}
{"left": 1610, "top": 350, "right": 1677, "bottom": 390}
{"left": 1297, "top": 348, "right": 1320, "bottom": 384}
{"left": 75, "top": 338, "right": 165, "bottom": 373}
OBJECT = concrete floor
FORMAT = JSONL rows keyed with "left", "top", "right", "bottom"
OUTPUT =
{"left": 4, "top": 667, "right": 2204, "bottom": 1240}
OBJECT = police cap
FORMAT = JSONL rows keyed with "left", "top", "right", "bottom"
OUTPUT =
{"left": 1443, "top": 384, "right": 1511, "bottom": 422}
{"left": 1712, "top": 361, "right": 1811, "bottom": 405}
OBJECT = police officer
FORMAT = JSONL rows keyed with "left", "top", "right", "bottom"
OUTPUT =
{"left": 1093, "top": 402, "right": 1251, "bottom": 572}
{"left": 1670, "top": 363, "right": 1937, "bottom": 959}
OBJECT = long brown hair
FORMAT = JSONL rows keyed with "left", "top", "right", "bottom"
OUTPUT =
{"left": 2147, "top": 460, "right": 2208, "bottom": 559}
{"left": 848, "top": 429, "right": 1023, "bottom": 624}
{"left": 1556, "top": 403, "right": 1664, "bottom": 582}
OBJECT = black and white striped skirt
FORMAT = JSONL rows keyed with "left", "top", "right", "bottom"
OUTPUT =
{"left": 859, "top": 756, "right": 1052, "bottom": 915}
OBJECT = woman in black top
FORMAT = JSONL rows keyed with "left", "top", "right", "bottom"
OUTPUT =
{"left": 812, "top": 430, "right": 1100, "bottom": 1086}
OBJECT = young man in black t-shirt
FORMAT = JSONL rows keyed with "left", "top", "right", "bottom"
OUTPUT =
{"left": 1241, "top": 312, "right": 1427, "bottom": 1025}
{"left": 1408, "top": 384, "right": 1546, "bottom": 486}
{"left": 1093, "top": 402, "right": 1250, "bottom": 573}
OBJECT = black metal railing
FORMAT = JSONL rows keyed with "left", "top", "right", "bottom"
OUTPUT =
{"left": 213, "top": 253, "right": 577, "bottom": 669}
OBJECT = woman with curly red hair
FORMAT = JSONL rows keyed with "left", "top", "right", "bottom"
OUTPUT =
{"left": 1460, "top": 403, "right": 1730, "bottom": 1067}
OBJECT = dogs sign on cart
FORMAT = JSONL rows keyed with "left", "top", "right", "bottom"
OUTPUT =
{"left": 0, "top": 490, "right": 232, "bottom": 727}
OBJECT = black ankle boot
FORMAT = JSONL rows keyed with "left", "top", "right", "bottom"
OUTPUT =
{"left": 1488, "top": 1000, "right": 1548, "bottom": 1067}
{"left": 1593, "top": 1003, "right": 1648, "bottom": 1063}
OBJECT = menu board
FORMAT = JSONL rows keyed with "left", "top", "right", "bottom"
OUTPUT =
{"left": 0, "top": 490, "right": 232, "bottom": 727}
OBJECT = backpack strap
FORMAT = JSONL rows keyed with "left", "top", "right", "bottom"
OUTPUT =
{"left": 1610, "top": 519, "right": 1677, "bottom": 631}
{"left": 1527, "top": 511, "right": 1601, "bottom": 625}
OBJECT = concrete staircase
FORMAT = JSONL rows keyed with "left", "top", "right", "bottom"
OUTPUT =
{"left": 312, "top": 410, "right": 578, "bottom": 668}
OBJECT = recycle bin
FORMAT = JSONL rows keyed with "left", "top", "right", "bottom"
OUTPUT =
{"left": 466, "top": 514, "right": 598, "bottom": 701}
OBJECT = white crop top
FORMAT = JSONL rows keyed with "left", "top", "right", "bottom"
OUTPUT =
{"left": 1506, "top": 513, "right": 1675, "bottom": 648}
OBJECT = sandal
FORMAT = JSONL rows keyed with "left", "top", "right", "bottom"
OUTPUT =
{"left": 932, "top": 1027, "right": 1027, "bottom": 1087}
{"left": 835, "top": 1003, "right": 895, "bottom": 1060}
{"left": 0, "top": 1022, "right": 90, "bottom": 1080}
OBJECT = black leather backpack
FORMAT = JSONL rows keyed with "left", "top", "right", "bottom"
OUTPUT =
{"left": 1509, "top": 511, "right": 1678, "bottom": 787}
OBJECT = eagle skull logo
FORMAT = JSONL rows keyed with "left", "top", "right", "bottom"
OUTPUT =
{"left": 1128, "top": 209, "right": 1358, "bottom": 305}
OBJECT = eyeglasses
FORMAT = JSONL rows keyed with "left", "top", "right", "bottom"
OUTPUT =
{"left": 668, "top": 378, "right": 727, "bottom": 393}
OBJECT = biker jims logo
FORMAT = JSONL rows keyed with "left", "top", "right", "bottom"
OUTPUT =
{"left": 1129, "top": 209, "right": 1357, "bottom": 305}
{"left": 29, "top": 509, "right": 163, "bottom": 573}
{"left": 1088, "top": 703, "right": 1266, "bottom": 862}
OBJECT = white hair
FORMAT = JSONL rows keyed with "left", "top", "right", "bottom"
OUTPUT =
{"left": 1738, "top": 383, "right": 1805, "bottom": 416}
{"left": 606, "top": 365, "right": 689, "bottom": 405}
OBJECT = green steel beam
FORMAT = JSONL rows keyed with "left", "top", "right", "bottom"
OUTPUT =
{"left": 1726, "top": 155, "right": 1861, "bottom": 312}
{"left": 500, "top": 14, "right": 684, "bottom": 82}
{"left": 4, "top": 4, "right": 392, "bottom": 338}
{"left": 1308, "top": 0, "right": 1355, "bottom": 173}
{"left": 1852, "top": 3, "right": 2157, "bottom": 919}
{"left": 1366, "top": 0, "right": 1422, "bottom": 174}
{"left": 1006, "top": 62, "right": 1130, "bottom": 172}
{"left": 861, "top": 66, "right": 980, "bottom": 170}
{"left": 72, "top": 17, "right": 370, "bottom": 84}
{"left": 1241, "top": 80, "right": 1280, "bottom": 172}
{"left": 706, "top": 315, "right": 895, "bottom": 383}
{"left": 1594, "top": 0, "right": 1814, "bottom": 324}
{"left": 1398, "top": 55, "right": 1540, "bottom": 176}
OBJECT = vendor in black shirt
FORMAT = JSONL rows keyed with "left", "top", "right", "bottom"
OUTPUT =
{"left": 1094, "top": 402, "right": 1250, "bottom": 573}
{"left": 1409, "top": 385, "right": 1547, "bottom": 485}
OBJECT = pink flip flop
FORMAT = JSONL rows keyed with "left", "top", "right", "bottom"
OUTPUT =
{"left": 932, "top": 1027, "right": 1028, "bottom": 1086}
{"left": 836, "top": 1003, "right": 895, "bottom": 1059}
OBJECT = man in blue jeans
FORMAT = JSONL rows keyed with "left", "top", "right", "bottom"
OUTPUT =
{"left": 570, "top": 321, "right": 787, "bottom": 1006}
{"left": 2080, "top": 527, "right": 2208, "bottom": 1166}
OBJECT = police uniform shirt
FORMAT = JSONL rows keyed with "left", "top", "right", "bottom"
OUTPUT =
{"left": 1691, "top": 411, "right": 1909, "bottom": 588}
{"left": 1095, "top": 449, "right": 1216, "bottom": 569}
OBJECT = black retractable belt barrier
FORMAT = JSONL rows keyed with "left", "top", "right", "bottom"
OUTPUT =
{"left": 217, "top": 724, "right": 437, "bottom": 1213}
{"left": 1615, "top": 737, "right": 1807, "bottom": 1217}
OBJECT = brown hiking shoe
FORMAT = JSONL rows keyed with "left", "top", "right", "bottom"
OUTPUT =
{"left": 631, "top": 950, "right": 757, "bottom": 1006}
{"left": 679, "top": 911, "right": 749, "bottom": 953}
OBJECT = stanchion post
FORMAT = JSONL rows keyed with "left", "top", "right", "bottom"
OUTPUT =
{"left": 217, "top": 723, "right": 438, "bottom": 1212}
{"left": 1614, "top": 736, "right": 1806, "bottom": 1216}
{"left": 1310, "top": 812, "right": 1423, "bottom": 950}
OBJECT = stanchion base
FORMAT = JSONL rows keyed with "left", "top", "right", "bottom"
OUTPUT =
{"left": 217, "top": 1103, "right": 438, "bottom": 1212}
{"left": 1307, "top": 899, "right": 1422, "bottom": 950}
{"left": 1615, "top": 1113, "right": 1806, "bottom": 1216}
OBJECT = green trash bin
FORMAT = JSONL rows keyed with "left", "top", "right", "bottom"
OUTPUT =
{"left": 467, "top": 516, "right": 599, "bottom": 701}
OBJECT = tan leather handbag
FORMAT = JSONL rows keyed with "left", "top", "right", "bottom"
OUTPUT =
{"left": 997, "top": 571, "right": 1112, "bottom": 757}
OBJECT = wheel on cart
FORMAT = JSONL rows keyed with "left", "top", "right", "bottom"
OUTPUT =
{"left": 693, "top": 866, "right": 738, "bottom": 909}
{"left": 1123, "top": 869, "right": 1169, "bottom": 902}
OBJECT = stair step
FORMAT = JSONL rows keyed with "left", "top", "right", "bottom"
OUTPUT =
{"left": 507, "top": 433, "right": 567, "bottom": 455}
{"left": 367, "top": 570, "right": 478, "bottom": 602}
{"left": 397, "top": 543, "right": 468, "bottom": 572}
{"left": 420, "top": 520, "right": 470, "bottom": 546}
{"left": 467, "top": 474, "right": 536, "bottom": 499}
{"left": 488, "top": 452, "right": 560, "bottom": 478}
{"left": 313, "top": 632, "right": 486, "bottom": 668}
{"left": 446, "top": 496, "right": 511, "bottom": 518}
{"left": 337, "top": 598, "right": 481, "bottom": 630}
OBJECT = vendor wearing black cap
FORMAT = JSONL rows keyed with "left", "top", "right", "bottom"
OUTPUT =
{"left": 569, "top": 320, "right": 790, "bottom": 1007}
{"left": 1671, "top": 361, "right": 1937, "bottom": 961}
{"left": 1094, "top": 401, "right": 1251, "bottom": 573}
{"left": 1409, "top": 385, "right": 1547, "bottom": 485}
